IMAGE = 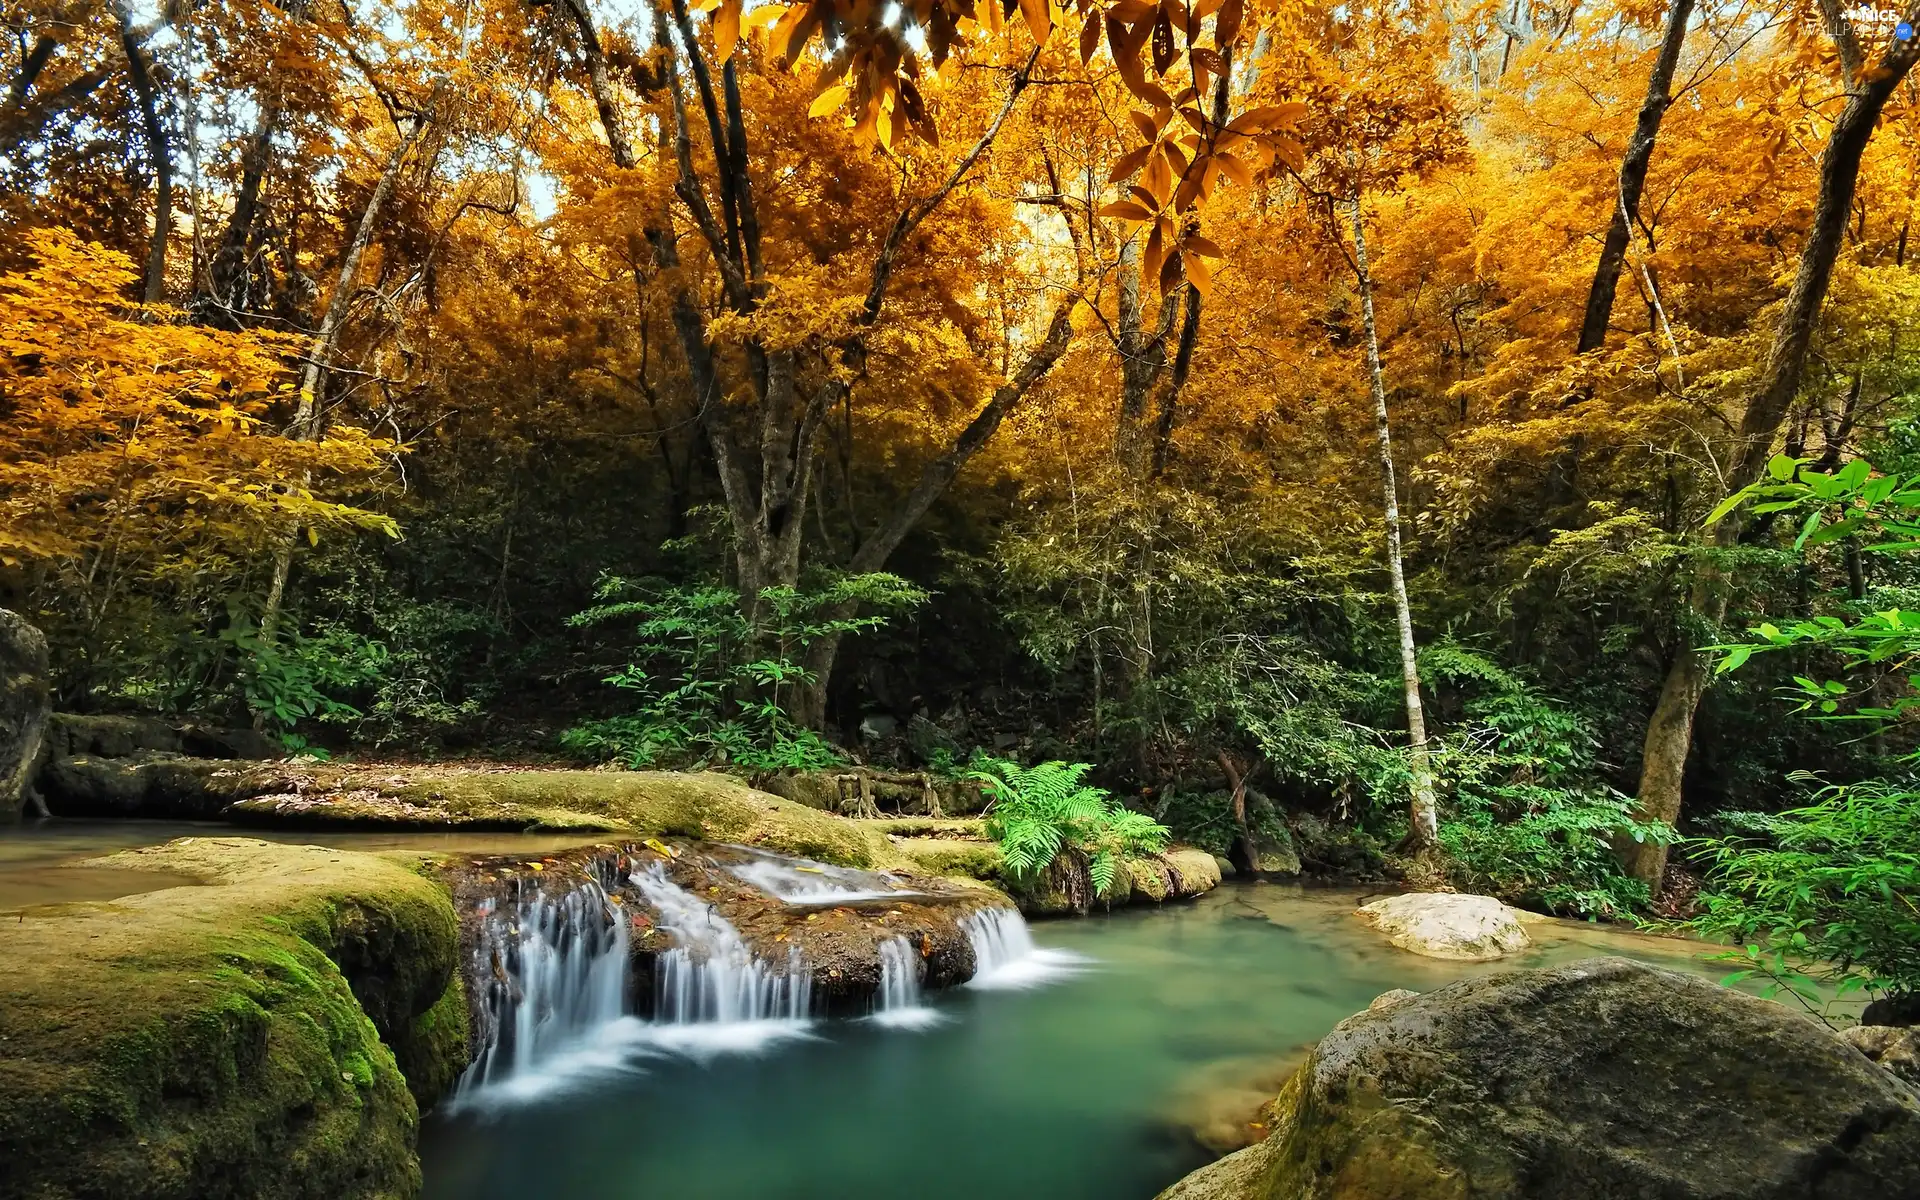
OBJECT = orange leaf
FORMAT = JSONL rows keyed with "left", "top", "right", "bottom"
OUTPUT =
{"left": 1214, "top": 150, "right": 1252, "bottom": 186}
{"left": 1098, "top": 200, "right": 1156, "bottom": 221}
{"left": 1184, "top": 233, "right": 1224, "bottom": 258}
{"left": 1018, "top": 0, "right": 1052, "bottom": 45}
{"left": 1184, "top": 248, "right": 1211, "bottom": 297}
{"left": 1143, "top": 221, "right": 1166, "bottom": 287}
{"left": 1108, "top": 143, "right": 1154, "bottom": 182}
{"left": 809, "top": 83, "right": 849, "bottom": 117}
{"left": 1214, "top": 0, "right": 1242, "bottom": 47}
{"left": 713, "top": 0, "right": 742, "bottom": 60}
{"left": 1142, "top": 148, "right": 1173, "bottom": 204}
{"left": 1159, "top": 246, "right": 1185, "bottom": 294}
{"left": 1230, "top": 103, "right": 1307, "bottom": 134}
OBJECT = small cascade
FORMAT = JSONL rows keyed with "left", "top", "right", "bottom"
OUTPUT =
{"left": 962, "top": 907, "right": 1089, "bottom": 990}
{"left": 869, "top": 936, "right": 944, "bottom": 1030}
{"left": 722, "top": 846, "right": 930, "bottom": 904}
{"left": 454, "top": 868, "right": 635, "bottom": 1106}
{"left": 629, "top": 863, "right": 814, "bottom": 1049}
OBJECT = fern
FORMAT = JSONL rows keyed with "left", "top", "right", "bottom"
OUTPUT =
{"left": 967, "top": 756, "right": 1170, "bottom": 896}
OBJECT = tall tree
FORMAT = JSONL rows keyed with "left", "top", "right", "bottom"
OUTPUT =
{"left": 1350, "top": 187, "right": 1440, "bottom": 849}
{"left": 114, "top": 0, "right": 173, "bottom": 302}
{"left": 1575, "top": 0, "right": 1694, "bottom": 353}
{"left": 1623, "top": 0, "right": 1920, "bottom": 888}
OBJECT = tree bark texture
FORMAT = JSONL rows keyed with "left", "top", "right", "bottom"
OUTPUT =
{"left": 0, "top": 608, "right": 51, "bottom": 822}
{"left": 1351, "top": 192, "right": 1439, "bottom": 850}
{"left": 118, "top": 9, "right": 173, "bottom": 303}
{"left": 1626, "top": 7, "right": 1918, "bottom": 888}
{"left": 1576, "top": 0, "right": 1694, "bottom": 353}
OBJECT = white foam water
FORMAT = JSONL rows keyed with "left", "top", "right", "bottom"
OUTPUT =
{"left": 869, "top": 936, "right": 946, "bottom": 1030}
{"left": 722, "top": 846, "right": 930, "bottom": 904}
{"left": 629, "top": 863, "right": 814, "bottom": 1045}
{"left": 451, "top": 878, "right": 635, "bottom": 1110}
{"left": 962, "top": 907, "right": 1090, "bottom": 990}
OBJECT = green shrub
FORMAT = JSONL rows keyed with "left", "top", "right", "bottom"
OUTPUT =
{"left": 1425, "top": 644, "right": 1672, "bottom": 917}
{"left": 1689, "top": 777, "right": 1920, "bottom": 1006}
{"left": 562, "top": 573, "right": 925, "bottom": 770}
{"left": 966, "top": 756, "right": 1170, "bottom": 895}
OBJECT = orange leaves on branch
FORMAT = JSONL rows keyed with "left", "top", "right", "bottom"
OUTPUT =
{"left": 760, "top": 0, "right": 1293, "bottom": 157}
{"left": 1087, "top": 26, "right": 1306, "bottom": 295}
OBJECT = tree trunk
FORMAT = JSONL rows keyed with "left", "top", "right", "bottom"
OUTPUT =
{"left": 789, "top": 301, "right": 1078, "bottom": 727}
{"left": 643, "top": 16, "right": 1045, "bottom": 727}
{"left": 200, "top": 106, "right": 276, "bottom": 327}
{"left": 118, "top": 10, "right": 173, "bottom": 303}
{"left": 0, "top": 608, "right": 52, "bottom": 822}
{"left": 1352, "top": 191, "right": 1439, "bottom": 850}
{"left": 1576, "top": 0, "right": 1694, "bottom": 353}
{"left": 1623, "top": 11, "right": 1917, "bottom": 889}
{"left": 260, "top": 113, "right": 430, "bottom": 644}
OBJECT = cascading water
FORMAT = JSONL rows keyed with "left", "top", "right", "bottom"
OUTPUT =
{"left": 453, "top": 870, "right": 637, "bottom": 1107}
{"left": 446, "top": 855, "right": 1086, "bottom": 1110}
{"left": 869, "top": 936, "right": 944, "bottom": 1029}
{"left": 722, "top": 846, "right": 930, "bottom": 904}
{"left": 962, "top": 907, "right": 1088, "bottom": 990}
{"left": 628, "top": 863, "right": 816, "bottom": 1053}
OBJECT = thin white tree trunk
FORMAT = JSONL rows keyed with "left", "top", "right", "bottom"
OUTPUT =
{"left": 1351, "top": 190, "right": 1439, "bottom": 850}
{"left": 260, "top": 114, "right": 428, "bottom": 644}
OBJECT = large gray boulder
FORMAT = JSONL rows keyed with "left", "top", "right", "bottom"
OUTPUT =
{"left": 1157, "top": 957, "right": 1920, "bottom": 1200}
{"left": 0, "top": 608, "right": 51, "bottom": 822}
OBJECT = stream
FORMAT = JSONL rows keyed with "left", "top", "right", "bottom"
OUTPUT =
{"left": 420, "top": 872, "right": 1726, "bottom": 1200}
{"left": 0, "top": 820, "right": 1736, "bottom": 1200}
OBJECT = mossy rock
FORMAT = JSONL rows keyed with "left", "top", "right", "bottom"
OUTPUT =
{"left": 0, "top": 838, "right": 468, "bottom": 1200}
{"left": 1126, "top": 857, "right": 1173, "bottom": 902}
{"left": 227, "top": 769, "right": 903, "bottom": 871}
{"left": 892, "top": 836, "right": 1001, "bottom": 880}
{"left": 1157, "top": 957, "right": 1920, "bottom": 1200}
{"left": 1163, "top": 848, "right": 1223, "bottom": 898}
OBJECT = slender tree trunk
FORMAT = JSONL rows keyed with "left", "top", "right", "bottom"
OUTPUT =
{"left": 1626, "top": 10, "right": 1917, "bottom": 888}
{"left": 259, "top": 114, "right": 429, "bottom": 644}
{"left": 118, "top": 12, "right": 173, "bottom": 303}
{"left": 1576, "top": 0, "right": 1694, "bottom": 353}
{"left": 1352, "top": 191, "right": 1439, "bottom": 850}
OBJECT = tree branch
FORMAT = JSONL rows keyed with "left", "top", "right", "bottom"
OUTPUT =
{"left": 848, "top": 299, "right": 1076, "bottom": 572}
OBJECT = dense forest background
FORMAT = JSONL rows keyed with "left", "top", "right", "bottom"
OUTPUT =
{"left": 5, "top": 0, "right": 1919, "bottom": 924}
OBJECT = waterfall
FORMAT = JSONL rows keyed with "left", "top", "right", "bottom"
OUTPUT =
{"left": 869, "top": 936, "right": 944, "bottom": 1029}
{"left": 962, "top": 907, "right": 1088, "bottom": 990}
{"left": 453, "top": 873, "right": 637, "bottom": 1107}
{"left": 628, "top": 863, "right": 815, "bottom": 1052}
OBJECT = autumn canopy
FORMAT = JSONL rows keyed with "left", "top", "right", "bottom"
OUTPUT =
{"left": 5, "top": 0, "right": 1920, "bottom": 904}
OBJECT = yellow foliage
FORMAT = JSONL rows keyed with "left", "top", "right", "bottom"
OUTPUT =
{"left": 0, "top": 229, "right": 397, "bottom": 571}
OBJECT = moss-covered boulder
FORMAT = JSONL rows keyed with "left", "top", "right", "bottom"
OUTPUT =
{"left": 0, "top": 838, "right": 467, "bottom": 1200}
{"left": 1155, "top": 957, "right": 1920, "bottom": 1200}
{"left": 1163, "top": 848, "right": 1223, "bottom": 898}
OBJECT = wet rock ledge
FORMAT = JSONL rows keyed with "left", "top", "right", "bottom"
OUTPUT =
{"left": 0, "top": 838, "right": 464, "bottom": 1200}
